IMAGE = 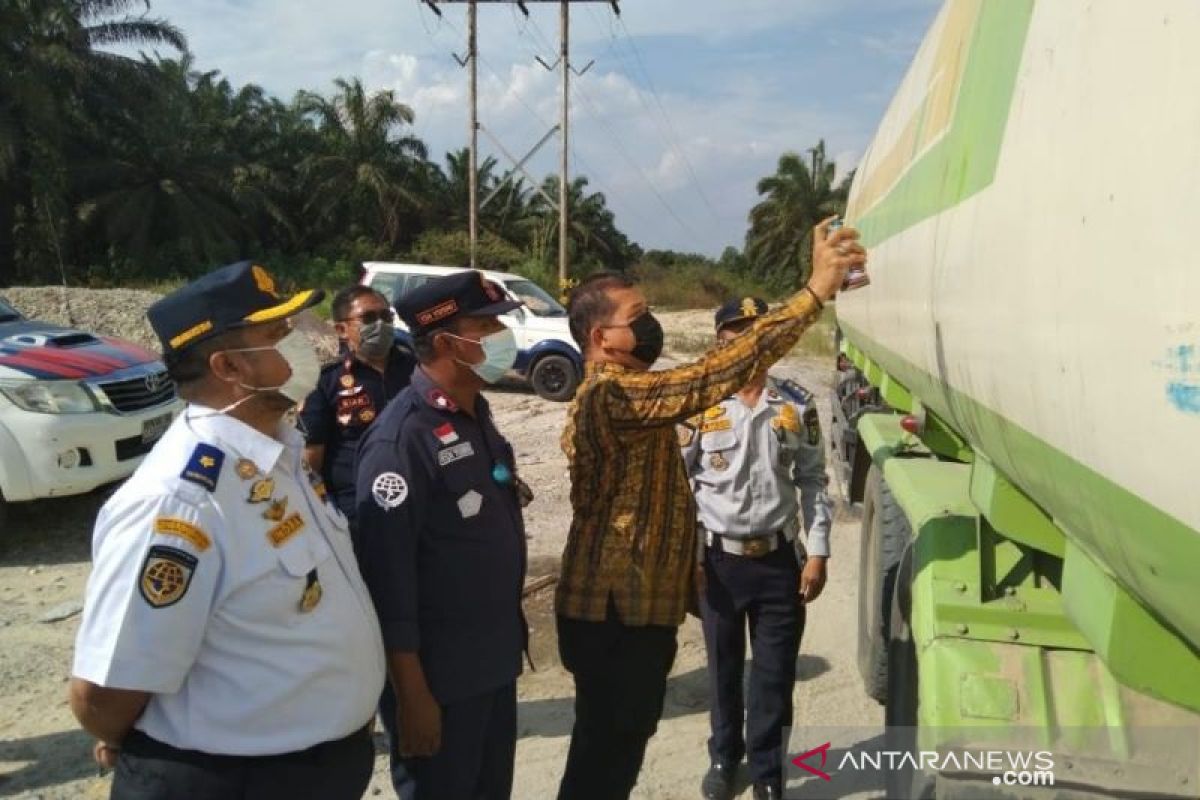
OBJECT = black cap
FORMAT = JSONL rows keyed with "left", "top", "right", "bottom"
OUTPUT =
{"left": 396, "top": 270, "right": 521, "bottom": 337}
{"left": 715, "top": 296, "right": 769, "bottom": 332}
{"left": 148, "top": 260, "right": 324, "bottom": 357}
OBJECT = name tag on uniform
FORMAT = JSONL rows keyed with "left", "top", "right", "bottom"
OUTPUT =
{"left": 701, "top": 418, "right": 733, "bottom": 434}
{"left": 438, "top": 441, "right": 475, "bottom": 466}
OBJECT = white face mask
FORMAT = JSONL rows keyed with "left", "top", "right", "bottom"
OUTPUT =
{"left": 225, "top": 329, "right": 322, "bottom": 405}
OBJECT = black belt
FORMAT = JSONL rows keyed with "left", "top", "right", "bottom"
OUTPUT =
{"left": 122, "top": 724, "right": 370, "bottom": 767}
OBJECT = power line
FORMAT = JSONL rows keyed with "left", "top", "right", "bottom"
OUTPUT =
{"left": 608, "top": 12, "right": 722, "bottom": 223}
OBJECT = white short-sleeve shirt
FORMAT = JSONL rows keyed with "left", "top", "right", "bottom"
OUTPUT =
{"left": 73, "top": 407, "right": 386, "bottom": 756}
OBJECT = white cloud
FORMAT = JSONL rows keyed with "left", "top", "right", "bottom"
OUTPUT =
{"left": 120, "top": 0, "right": 935, "bottom": 254}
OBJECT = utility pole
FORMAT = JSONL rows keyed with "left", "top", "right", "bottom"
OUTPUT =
{"left": 422, "top": 0, "right": 619, "bottom": 281}
{"left": 558, "top": 0, "right": 569, "bottom": 286}
{"left": 468, "top": 0, "right": 479, "bottom": 268}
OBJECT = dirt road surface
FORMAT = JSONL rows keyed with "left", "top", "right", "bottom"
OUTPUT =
{"left": 0, "top": 309, "right": 882, "bottom": 799}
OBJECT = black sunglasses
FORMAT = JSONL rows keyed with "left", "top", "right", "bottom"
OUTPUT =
{"left": 341, "top": 310, "right": 390, "bottom": 325}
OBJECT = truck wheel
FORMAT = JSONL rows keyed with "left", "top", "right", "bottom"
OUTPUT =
{"left": 857, "top": 464, "right": 910, "bottom": 703}
{"left": 530, "top": 354, "right": 579, "bottom": 402}
{"left": 884, "top": 544, "right": 934, "bottom": 799}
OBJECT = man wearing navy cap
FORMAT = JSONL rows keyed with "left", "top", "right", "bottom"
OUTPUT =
{"left": 355, "top": 269, "right": 530, "bottom": 800}
{"left": 680, "top": 297, "right": 833, "bottom": 800}
{"left": 68, "top": 261, "right": 386, "bottom": 799}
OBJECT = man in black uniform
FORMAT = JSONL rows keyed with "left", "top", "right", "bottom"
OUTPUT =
{"left": 355, "top": 271, "right": 529, "bottom": 800}
{"left": 301, "top": 285, "right": 415, "bottom": 529}
{"left": 300, "top": 284, "right": 416, "bottom": 799}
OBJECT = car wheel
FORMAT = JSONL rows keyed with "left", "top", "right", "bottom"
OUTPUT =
{"left": 530, "top": 354, "right": 579, "bottom": 402}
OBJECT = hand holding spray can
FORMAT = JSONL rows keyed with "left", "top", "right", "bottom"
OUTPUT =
{"left": 827, "top": 217, "right": 870, "bottom": 291}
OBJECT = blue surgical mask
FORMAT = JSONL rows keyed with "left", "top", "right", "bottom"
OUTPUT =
{"left": 446, "top": 328, "right": 518, "bottom": 384}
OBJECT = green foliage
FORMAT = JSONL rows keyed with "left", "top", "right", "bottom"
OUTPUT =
{"left": 632, "top": 250, "right": 778, "bottom": 310}
{"left": 744, "top": 141, "right": 853, "bottom": 292}
{"left": 0, "top": 2, "right": 639, "bottom": 289}
{"left": 409, "top": 229, "right": 526, "bottom": 273}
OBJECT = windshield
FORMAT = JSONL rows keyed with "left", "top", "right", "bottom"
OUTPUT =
{"left": 0, "top": 298, "right": 20, "bottom": 323}
{"left": 506, "top": 279, "right": 566, "bottom": 317}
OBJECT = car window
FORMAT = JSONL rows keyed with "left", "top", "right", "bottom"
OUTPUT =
{"left": 403, "top": 275, "right": 432, "bottom": 296}
{"left": 0, "top": 298, "right": 20, "bottom": 322}
{"left": 367, "top": 272, "right": 406, "bottom": 305}
{"left": 505, "top": 279, "right": 566, "bottom": 317}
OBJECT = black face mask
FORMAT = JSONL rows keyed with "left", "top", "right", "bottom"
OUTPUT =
{"left": 626, "top": 311, "right": 664, "bottom": 366}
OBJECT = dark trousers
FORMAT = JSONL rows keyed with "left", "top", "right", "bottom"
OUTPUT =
{"left": 399, "top": 682, "right": 516, "bottom": 800}
{"left": 556, "top": 597, "right": 679, "bottom": 800}
{"left": 110, "top": 725, "right": 372, "bottom": 800}
{"left": 700, "top": 541, "right": 806, "bottom": 787}
{"left": 378, "top": 684, "right": 418, "bottom": 800}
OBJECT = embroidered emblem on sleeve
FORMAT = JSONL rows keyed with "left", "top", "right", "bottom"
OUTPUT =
{"left": 139, "top": 545, "right": 198, "bottom": 608}
{"left": 372, "top": 472, "right": 409, "bottom": 509}
{"left": 677, "top": 424, "right": 696, "bottom": 447}
{"left": 235, "top": 458, "right": 259, "bottom": 480}
{"left": 153, "top": 517, "right": 211, "bottom": 552}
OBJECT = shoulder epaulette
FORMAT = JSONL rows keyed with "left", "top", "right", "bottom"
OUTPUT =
{"left": 179, "top": 443, "right": 225, "bottom": 492}
{"left": 777, "top": 378, "right": 813, "bottom": 407}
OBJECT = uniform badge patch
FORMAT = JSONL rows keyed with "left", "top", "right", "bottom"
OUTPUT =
{"left": 677, "top": 424, "right": 696, "bottom": 447}
{"left": 372, "top": 472, "right": 409, "bottom": 509}
{"left": 248, "top": 478, "right": 275, "bottom": 503}
{"left": 180, "top": 444, "right": 224, "bottom": 491}
{"left": 299, "top": 570, "right": 323, "bottom": 612}
{"left": 139, "top": 545, "right": 197, "bottom": 608}
{"left": 359, "top": 408, "right": 376, "bottom": 423}
{"left": 438, "top": 441, "right": 475, "bottom": 466}
{"left": 804, "top": 407, "right": 821, "bottom": 446}
{"left": 153, "top": 517, "right": 211, "bottom": 552}
{"left": 776, "top": 404, "right": 802, "bottom": 434}
{"left": 703, "top": 406, "right": 727, "bottom": 420}
{"left": 337, "top": 412, "right": 352, "bottom": 426}
{"left": 434, "top": 422, "right": 459, "bottom": 445}
{"left": 340, "top": 374, "right": 355, "bottom": 389}
{"left": 709, "top": 452, "right": 730, "bottom": 471}
{"left": 700, "top": 418, "right": 733, "bottom": 434}
{"left": 235, "top": 458, "right": 259, "bottom": 480}
{"left": 262, "top": 496, "right": 289, "bottom": 522}
{"left": 457, "top": 490, "right": 483, "bottom": 518}
{"left": 267, "top": 512, "right": 305, "bottom": 547}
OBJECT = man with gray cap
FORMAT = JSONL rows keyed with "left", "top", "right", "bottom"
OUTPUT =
{"left": 679, "top": 296, "right": 833, "bottom": 800}
{"left": 68, "top": 261, "right": 385, "bottom": 800}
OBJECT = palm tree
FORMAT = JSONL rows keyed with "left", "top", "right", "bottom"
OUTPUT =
{"left": 528, "top": 175, "right": 633, "bottom": 272}
{"left": 744, "top": 140, "right": 849, "bottom": 288}
{"left": 0, "top": 0, "right": 185, "bottom": 281}
{"left": 295, "top": 78, "right": 428, "bottom": 248}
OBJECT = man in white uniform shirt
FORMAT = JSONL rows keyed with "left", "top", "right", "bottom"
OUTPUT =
{"left": 69, "top": 261, "right": 386, "bottom": 800}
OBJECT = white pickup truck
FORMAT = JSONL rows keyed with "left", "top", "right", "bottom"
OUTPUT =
{"left": 0, "top": 296, "right": 183, "bottom": 528}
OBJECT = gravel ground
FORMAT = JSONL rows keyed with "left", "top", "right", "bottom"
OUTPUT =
{"left": 0, "top": 295, "right": 882, "bottom": 799}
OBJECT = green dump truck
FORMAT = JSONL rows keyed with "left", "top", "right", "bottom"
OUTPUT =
{"left": 830, "top": 1, "right": 1200, "bottom": 797}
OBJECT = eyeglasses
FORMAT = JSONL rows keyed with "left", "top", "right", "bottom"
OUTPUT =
{"left": 341, "top": 310, "right": 390, "bottom": 325}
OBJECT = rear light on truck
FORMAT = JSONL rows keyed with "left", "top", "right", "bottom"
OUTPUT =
{"left": 900, "top": 415, "right": 924, "bottom": 435}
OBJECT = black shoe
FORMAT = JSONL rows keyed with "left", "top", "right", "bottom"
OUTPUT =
{"left": 752, "top": 783, "right": 783, "bottom": 800}
{"left": 701, "top": 763, "right": 737, "bottom": 800}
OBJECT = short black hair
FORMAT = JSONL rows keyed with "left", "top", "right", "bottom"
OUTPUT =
{"left": 567, "top": 271, "right": 636, "bottom": 350}
{"left": 164, "top": 329, "right": 247, "bottom": 397}
{"left": 331, "top": 285, "right": 388, "bottom": 322}
{"left": 410, "top": 319, "right": 461, "bottom": 364}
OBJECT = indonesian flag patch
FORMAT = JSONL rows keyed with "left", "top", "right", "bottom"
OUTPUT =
{"left": 434, "top": 422, "right": 459, "bottom": 446}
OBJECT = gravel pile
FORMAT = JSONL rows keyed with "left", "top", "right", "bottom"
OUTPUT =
{"left": 1, "top": 286, "right": 338, "bottom": 360}
{"left": 2, "top": 286, "right": 164, "bottom": 351}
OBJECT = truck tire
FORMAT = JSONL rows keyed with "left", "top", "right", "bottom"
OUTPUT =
{"left": 857, "top": 464, "right": 910, "bottom": 704}
{"left": 884, "top": 544, "right": 934, "bottom": 799}
{"left": 530, "top": 354, "right": 579, "bottom": 402}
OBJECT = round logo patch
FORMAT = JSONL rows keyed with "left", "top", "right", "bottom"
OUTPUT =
{"left": 139, "top": 545, "right": 198, "bottom": 608}
{"left": 372, "top": 472, "right": 409, "bottom": 509}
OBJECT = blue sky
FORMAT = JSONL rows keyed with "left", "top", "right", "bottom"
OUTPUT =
{"left": 134, "top": 0, "right": 940, "bottom": 256}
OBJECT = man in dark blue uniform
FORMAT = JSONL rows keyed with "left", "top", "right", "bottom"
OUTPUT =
{"left": 301, "top": 285, "right": 415, "bottom": 529}
{"left": 355, "top": 271, "right": 529, "bottom": 800}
